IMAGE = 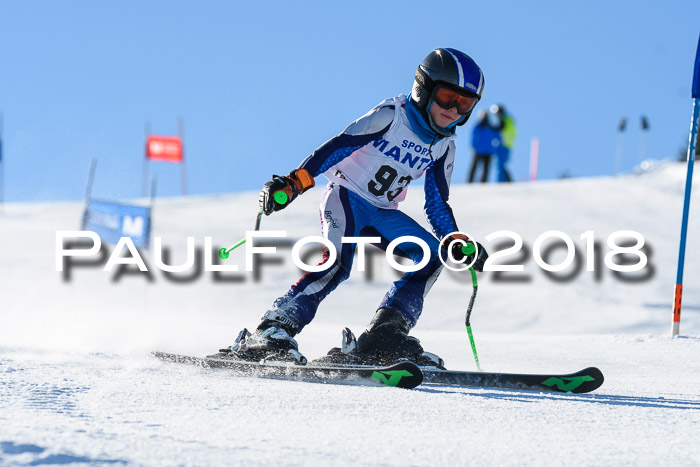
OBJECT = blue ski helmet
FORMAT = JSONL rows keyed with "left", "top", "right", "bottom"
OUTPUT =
{"left": 411, "top": 48, "right": 485, "bottom": 136}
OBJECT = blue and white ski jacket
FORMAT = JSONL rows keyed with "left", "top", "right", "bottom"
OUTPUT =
{"left": 298, "top": 94, "right": 459, "bottom": 239}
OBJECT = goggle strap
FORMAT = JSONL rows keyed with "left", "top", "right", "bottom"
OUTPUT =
{"left": 415, "top": 67, "right": 436, "bottom": 94}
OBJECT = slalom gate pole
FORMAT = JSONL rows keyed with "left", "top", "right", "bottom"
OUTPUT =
{"left": 672, "top": 34, "right": 700, "bottom": 337}
{"left": 80, "top": 159, "right": 97, "bottom": 230}
{"left": 613, "top": 119, "right": 626, "bottom": 174}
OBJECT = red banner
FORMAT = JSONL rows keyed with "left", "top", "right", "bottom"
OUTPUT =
{"left": 146, "top": 135, "right": 183, "bottom": 163}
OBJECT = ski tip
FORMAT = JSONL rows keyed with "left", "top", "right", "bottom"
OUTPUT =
{"left": 540, "top": 366, "right": 605, "bottom": 394}
{"left": 369, "top": 361, "right": 423, "bottom": 389}
{"left": 574, "top": 366, "right": 604, "bottom": 393}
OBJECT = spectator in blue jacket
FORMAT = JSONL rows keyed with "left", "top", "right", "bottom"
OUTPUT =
{"left": 468, "top": 110, "right": 501, "bottom": 183}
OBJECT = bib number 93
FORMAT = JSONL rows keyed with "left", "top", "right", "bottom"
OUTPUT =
{"left": 368, "top": 165, "right": 412, "bottom": 202}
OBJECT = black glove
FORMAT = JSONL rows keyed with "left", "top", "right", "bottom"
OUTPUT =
{"left": 445, "top": 234, "right": 489, "bottom": 272}
{"left": 259, "top": 168, "right": 315, "bottom": 215}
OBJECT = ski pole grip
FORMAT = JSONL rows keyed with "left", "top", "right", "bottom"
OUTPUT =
{"left": 461, "top": 243, "right": 476, "bottom": 256}
{"left": 273, "top": 191, "right": 289, "bottom": 205}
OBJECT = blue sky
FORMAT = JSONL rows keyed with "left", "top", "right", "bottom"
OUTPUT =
{"left": 1, "top": 0, "right": 699, "bottom": 202}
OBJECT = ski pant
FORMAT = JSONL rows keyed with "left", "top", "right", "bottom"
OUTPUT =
{"left": 496, "top": 147, "right": 512, "bottom": 183}
{"left": 262, "top": 183, "right": 444, "bottom": 332}
{"left": 468, "top": 153, "right": 492, "bottom": 183}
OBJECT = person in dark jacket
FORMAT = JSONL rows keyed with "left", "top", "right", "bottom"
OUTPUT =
{"left": 468, "top": 110, "right": 501, "bottom": 182}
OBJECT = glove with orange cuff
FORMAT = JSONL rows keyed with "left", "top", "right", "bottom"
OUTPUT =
{"left": 444, "top": 233, "right": 489, "bottom": 272}
{"left": 259, "top": 168, "right": 315, "bottom": 215}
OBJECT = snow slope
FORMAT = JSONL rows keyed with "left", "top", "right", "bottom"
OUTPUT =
{"left": 1, "top": 161, "right": 699, "bottom": 465}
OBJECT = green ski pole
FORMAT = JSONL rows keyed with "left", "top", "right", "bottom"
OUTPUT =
{"left": 218, "top": 189, "right": 291, "bottom": 260}
{"left": 461, "top": 243, "right": 482, "bottom": 371}
{"left": 218, "top": 209, "right": 263, "bottom": 259}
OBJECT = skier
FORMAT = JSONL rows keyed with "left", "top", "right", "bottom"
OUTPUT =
{"left": 212, "top": 48, "right": 489, "bottom": 367}
{"left": 467, "top": 109, "right": 501, "bottom": 183}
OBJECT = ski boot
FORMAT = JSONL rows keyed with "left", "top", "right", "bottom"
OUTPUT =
{"left": 208, "top": 320, "right": 307, "bottom": 365}
{"left": 315, "top": 308, "right": 445, "bottom": 369}
{"left": 355, "top": 308, "right": 445, "bottom": 368}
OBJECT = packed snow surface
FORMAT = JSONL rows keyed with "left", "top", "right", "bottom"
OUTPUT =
{"left": 1, "top": 161, "right": 699, "bottom": 465}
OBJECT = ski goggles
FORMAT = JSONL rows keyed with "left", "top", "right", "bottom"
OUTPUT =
{"left": 432, "top": 86, "right": 479, "bottom": 115}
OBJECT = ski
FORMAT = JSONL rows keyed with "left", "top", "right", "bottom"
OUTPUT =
{"left": 420, "top": 366, "right": 604, "bottom": 394}
{"left": 154, "top": 351, "right": 603, "bottom": 393}
{"left": 152, "top": 351, "right": 423, "bottom": 389}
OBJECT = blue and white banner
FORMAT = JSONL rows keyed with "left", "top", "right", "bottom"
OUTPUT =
{"left": 82, "top": 199, "right": 151, "bottom": 249}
